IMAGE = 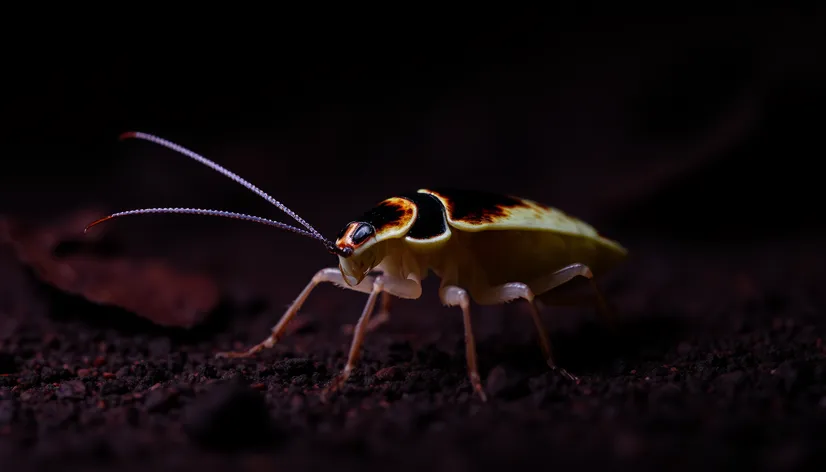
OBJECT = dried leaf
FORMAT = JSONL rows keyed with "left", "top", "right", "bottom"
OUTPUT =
{"left": 0, "top": 210, "right": 219, "bottom": 328}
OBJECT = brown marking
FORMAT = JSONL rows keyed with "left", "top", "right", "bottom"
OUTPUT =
{"left": 423, "top": 188, "right": 540, "bottom": 225}
{"left": 334, "top": 197, "right": 417, "bottom": 251}
{"left": 366, "top": 197, "right": 416, "bottom": 236}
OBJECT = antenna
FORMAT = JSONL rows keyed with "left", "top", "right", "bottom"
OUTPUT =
{"left": 85, "top": 132, "right": 353, "bottom": 257}
{"left": 85, "top": 208, "right": 317, "bottom": 238}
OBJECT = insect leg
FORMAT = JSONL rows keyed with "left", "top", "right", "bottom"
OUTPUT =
{"left": 324, "top": 276, "right": 422, "bottom": 399}
{"left": 440, "top": 285, "right": 488, "bottom": 402}
{"left": 322, "top": 276, "right": 385, "bottom": 399}
{"left": 532, "top": 263, "right": 612, "bottom": 321}
{"left": 368, "top": 291, "right": 393, "bottom": 330}
{"left": 473, "top": 283, "right": 577, "bottom": 381}
{"left": 215, "top": 267, "right": 376, "bottom": 359}
{"left": 341, "top": 291, "right": 392, "bottom": 335}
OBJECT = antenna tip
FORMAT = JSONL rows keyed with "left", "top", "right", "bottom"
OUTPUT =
{"left": 118, "top": 131, "right": 140, "bottom": 141}
{"left": 84, "top": 215, "right": 113, "bottom": 233}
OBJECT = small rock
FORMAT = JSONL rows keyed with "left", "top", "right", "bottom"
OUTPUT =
{"left": 765, "top": 440, "right": 806, "bottom": 471}
{"left": 57, "top": 380, "right": 87, "bottom": 400}
{"left": 0, "top": 400, "right": 16, "bottom": 424}
{"left": 774, "top": 361, "right": 799, "bottom": 393}
{"left": 614, "top": 431, "right": 644, "bottom": 458}
{"left": 486, "top": 365, "right": 509, "bottom": 395}
{"left": 649, "top": 383, "right": 682, "bottom": 405}
{"left": 715, "top": 370, "right": 746, "bottom": 397}
{"left": 375, "top": 366, "right": 402, "bottom": 382}
{"left": 273, "top": 358, "right": 317, "bottom": 377}
{"left": 182, "top": 379, "right": 278, "bottom": 451}
{"left": 485, "top": 364, "right": 530, "bottom": 400}
{"left": 0, "top": 353, "right": 17, "bottom": 374}
{"left": 145, "top": 388, "right": 180, "bottom": 413}
{"left": 148, "top": 337, "right": 172, "bottom": 357}
{"left": 196, "top": 365, "right": 218, "bottom": 379}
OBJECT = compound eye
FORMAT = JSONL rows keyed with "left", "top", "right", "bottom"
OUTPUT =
{"left": 351, "top": 223, "right": 375, "bottom": 245}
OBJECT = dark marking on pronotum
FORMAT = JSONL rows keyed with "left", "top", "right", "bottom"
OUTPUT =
{"left": 360, "top": 198, "right": 415, "bottom": 233}
{"left": 400, "top": 191, "right": 448, "bottom": 240}
{"left": 426, "top": 188, "right": 533, "bottom": 224}
{"left": 335, "top": 197, "right": 416, "bottom": 245}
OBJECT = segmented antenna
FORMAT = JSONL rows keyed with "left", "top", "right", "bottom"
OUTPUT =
{"left": 86, "top": 132, "right": 352, "bottom": 257}
{"left": 119, "top": 131, "right": 326, "bottom": 241}
{"left": 84, "top": 208, "right": 318, "bottom": 239}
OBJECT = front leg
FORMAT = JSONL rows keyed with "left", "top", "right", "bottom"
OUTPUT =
{"left": 341, "top": 274, "right": 421, "bottom": 333}
{"left": 342, "top": 291, "right": 392, "bottom": 335}
{"left": 323, "top": 275, "right": 422, "bottom": 399}
{"left": 216, "top": 267, "right": 376, "bottom": 359}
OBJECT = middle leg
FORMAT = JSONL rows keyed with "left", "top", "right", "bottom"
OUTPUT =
{"left": 440, "top": 285, "right": 488, "bottom": 402}
{"left": 473, "top": 282, "right": 576, "bottom": 380}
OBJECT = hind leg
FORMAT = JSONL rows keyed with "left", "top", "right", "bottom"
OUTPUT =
{"left": 473, "top": 262, "right": 609, "bottom": 379}
{"left": 532, "top": 263, "right": 612, "bottom": 320}
{"left": 473, "top": 282, "right": 576, "bottom": 380}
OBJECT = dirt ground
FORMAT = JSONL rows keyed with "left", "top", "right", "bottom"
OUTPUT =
{"left": 1, "top": 211, "right": 825, "bottom": 472}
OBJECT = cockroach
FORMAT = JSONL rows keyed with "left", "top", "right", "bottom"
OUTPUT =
{"left": 86, "top": 132, "right": 628, "bottom": 401}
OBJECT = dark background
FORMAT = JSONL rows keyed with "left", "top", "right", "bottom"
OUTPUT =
{"left": 2, "top": 10, "right": 826, "bottom": 471}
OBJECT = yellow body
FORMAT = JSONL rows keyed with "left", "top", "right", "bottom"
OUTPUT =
{"left": 338, "top": 189, "right": 628, "bottom": 303}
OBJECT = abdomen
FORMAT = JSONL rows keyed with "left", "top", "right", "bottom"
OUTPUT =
{"left": 444, "top": 229, "right": 626, "bottom": 296}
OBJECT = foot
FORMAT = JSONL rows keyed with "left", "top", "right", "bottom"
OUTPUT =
{"left": 470, "top": 372, "right": 489, "bottom": 402}
{"left": 320, "top": 367, "right": 353, "bottom": 402}
{"left": 215, "top": 338, "right": 273, "bottom": 359}
{"left": 548, "top": 362, "right": 579, "bottom": 382}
